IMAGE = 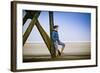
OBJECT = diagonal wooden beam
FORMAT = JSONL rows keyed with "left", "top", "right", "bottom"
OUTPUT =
{"left": 23, "top": 12, "right": 30, "bottom": 25}
{"left": 23, "top": 11, "right": 41, "bottom": 45}
{"left": 35, "top": 20, "right": 52, "bottom": 54}
{"left": 23, "top": 11, "right": 38, "bottom": 25}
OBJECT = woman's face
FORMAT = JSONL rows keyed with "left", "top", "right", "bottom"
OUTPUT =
{"left": 55, "top": 27, "right": 58, "bottom": 31}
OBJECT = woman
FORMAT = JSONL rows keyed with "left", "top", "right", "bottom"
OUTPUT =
{"left": 52, "top": 25, "right": 65, "bottom": 56}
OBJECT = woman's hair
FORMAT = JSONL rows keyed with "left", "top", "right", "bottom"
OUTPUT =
{"left": 53, "top": 25, "right": 59, "bottom": 29}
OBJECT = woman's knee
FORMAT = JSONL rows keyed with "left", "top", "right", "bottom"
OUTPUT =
{"left": 61, "top": 43, "right": 65, "bottom": 48}
{"left": 63, "top": 43, "right": 65, "bottom": 47}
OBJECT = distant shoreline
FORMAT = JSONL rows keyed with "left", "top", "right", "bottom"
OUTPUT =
{"left": 25, "top": 41, "right": 91, "bottom": 44}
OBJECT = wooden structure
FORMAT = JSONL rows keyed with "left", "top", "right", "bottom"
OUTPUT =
{"left": 23, "top": 10, "right": 56, "bottom": 58}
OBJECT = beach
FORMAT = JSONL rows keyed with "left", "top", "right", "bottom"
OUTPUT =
{"left": 23, "top": 42, "right": 91, "bottom": 62}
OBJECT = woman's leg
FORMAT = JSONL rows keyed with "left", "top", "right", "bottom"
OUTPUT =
{"left": 58, "top": 40, "right": 65, "bottom": 55}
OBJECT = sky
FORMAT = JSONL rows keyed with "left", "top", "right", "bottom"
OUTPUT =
{"left": 23, "top": 10, "right": 91, "bottom": 43}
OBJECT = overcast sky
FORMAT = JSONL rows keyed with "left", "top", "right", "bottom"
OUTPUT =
{"left": 23, "top": 11, "right": 91, "bottom": 43}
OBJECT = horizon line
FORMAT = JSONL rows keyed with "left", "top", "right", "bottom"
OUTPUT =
{"left": 26, "top": 41, "right": 91, "bottom": 44}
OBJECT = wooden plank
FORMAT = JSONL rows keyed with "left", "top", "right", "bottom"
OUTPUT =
{"left": 23, "top": 11, "right": 41, "bottom": 45}
{"left": 49, "top": 11, "right": 56, "bottom": 58}
{"left": 35, "top": 20, "right": 52, "bottom": 54}
{"left": 49, "top": 11, "right": 54, "bottom": 34}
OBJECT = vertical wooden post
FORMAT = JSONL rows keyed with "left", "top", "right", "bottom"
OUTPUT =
{"left": 49, "top": 11, "right": 56, "bottom": 58}
{"left": 49, "top": 11, "right": 54, "bottom": 35}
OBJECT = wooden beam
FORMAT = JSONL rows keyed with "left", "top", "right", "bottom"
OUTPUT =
{"left": 23, "top": 12, "right": 29, "bottom": 25}
{"left": 49, "top": 11, "right": 55, "bottom": 58}
{"left": 49, "top": 11, "right": 54, "bottom": 35}
{"left": 35, "top": 20, "right": 52, "bottom": 54}
{"left": 23, "top": 11, "right": 41, "bottom": 45}
{"left": 23, "top": 11, "right": 37, "bottom": 25}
